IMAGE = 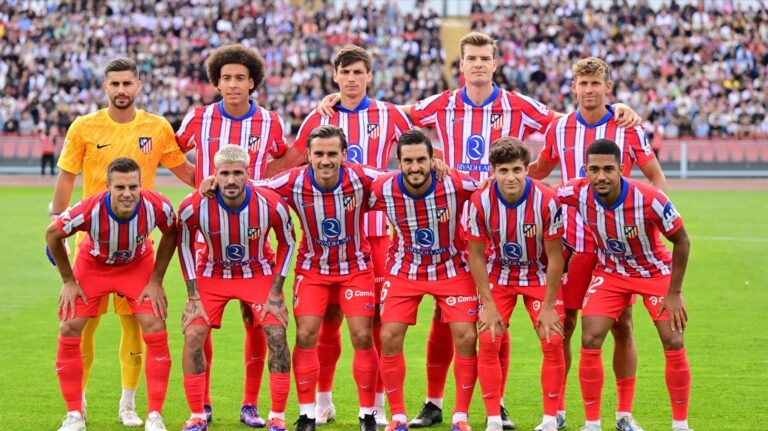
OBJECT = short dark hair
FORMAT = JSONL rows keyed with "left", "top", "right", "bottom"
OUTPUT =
{"left": 396, "top": 129, "right": 433, "bottom": 159}
{"left": 307, "top": 125, "right": 348, "bottom": 152}
{"left": 586, "top": 139, "right": 621, "bottom": 163}
{"left": 333, "top": 45, "right": 372, "bottom": 72}
{"left": 489, "top": 137, "right": 530, "bottom": 166}
{"left": 206, "top": 44, "right": 266, "bottom": 94}
{"left": 104, "top": 57, "right": 139, "bottom": 78}
{"left": 107, "top": 157, "right": 141, "bottom": 182}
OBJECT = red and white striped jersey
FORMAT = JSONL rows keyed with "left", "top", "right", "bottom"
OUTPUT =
{"left": 57, "top": 190, "right": 175, "bottom": 265}
{"left": 293, "top": 97, "right": 411, "bottom": 237}
{"left": 411, "top": 85, "right": 554, "bottom": 181}
{"left": 540, "top": 108, "right": 656, "bottom": 253}
{"left": 557, "top": 178, "right": 683, "bottom": 278}
{"left": 176, "top": 101, "right": 288, "bottom": 184}
{"left": 177, "top": 185, "right": 295, "bottom": 280}
{"left": 467, "top": 178, "right": 563, "bottom": 287}
{"left": 263, "top": 163, "right": 382, "bottom": 276}
{"left": 368, "top": 169, "right": 478, "bottom": 281}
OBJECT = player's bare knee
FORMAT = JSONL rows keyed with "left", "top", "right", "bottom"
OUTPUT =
{"left": 611, "top": 314, "right": 635, "bottom": 343}
{"left": 452, "top": 328, "right": 477, "bottom": 356}
{"left": 136, "top": 314, "right": 165, "bottom": 334}
{"left": 295, "top": 326, "right": 320, "bottom": 349}
{"left": 184, "top": 324, "right": 209, "bottom": 350}
{"left": 581, "top": 330, "right": 607, "bottom": 350}
{"left": 660, "top": 332, "right": 685, "bottom": 351}
{"left": 379, "top": 326, "right": 405, "bottom": 354}
{"left": 59, "top": 319, "right": 86, "bottom": 337}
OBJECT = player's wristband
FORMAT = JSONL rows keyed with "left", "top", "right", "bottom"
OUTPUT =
{"left": 186, "top": 296, "right": 201, "bottom": 302}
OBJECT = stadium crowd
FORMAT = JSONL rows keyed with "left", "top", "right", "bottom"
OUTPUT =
{"left": 1, "top": 0, "right": 767, "bottom": 139}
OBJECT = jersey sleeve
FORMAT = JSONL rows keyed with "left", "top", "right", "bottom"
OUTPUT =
{"left": 410, "top": 92, "right": 447, "bottom": 128}
{"left": 466, "top": 191, "right": 488, "bottom": 242}
{"left": 626, "top": 125, "right": 656, "bottom": 167}
{"left": 259, "top": 169, "right": 294, "bottom": 201}
{"left": 269, "top": 112, "right": 289, "bottom": 158}
{"left": 542, "top": 192, "right": 564, "bottom": 240}
{"left": 390, "top": 104, "right": 413, "bottom": 136}
{"left": 649, "top": 190, "right": 684, "bottom": 237}
{"left": 453, "top": 169, "right": 479, "bottom": 203}
{"left": 292, "top": 111, "right": 322, "bottom": 154}
{"left": 539, "top": 121, "right": 561, "bottom": 163}
{"left": 57, "top": 116, "right": 86, "bottom": 174}
{"left": 367, "top": 176, "right": 386, "bottom": 211}
{"left": 176, "top": 193, "right": 200, "bottom": 281}
{"left": 56, "top": 196, "right": 94, "bottom": 237}
{"left": 149, "top": 191, "right": 177, "bottom": 233}
{"left": 267, "top": 192, "right": 296, "bottom": 277}
{"left": 158, "top": 118, "right": 188, "bottom": 169}
{"left": 515, "top": 92, "right": 555, "bottom": 138}
{"left": 175, "top": 108, "right": 199, "bottom": 152}
{"left": 556, "top": 178, "right": 585, "bottom": 207}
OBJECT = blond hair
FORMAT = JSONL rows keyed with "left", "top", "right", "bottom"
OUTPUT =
{"left": 460, "top": 32, "right": 497, "bottom": 58}
{"left": 214, "top": 145, "right": 249, "bottom": 169}
{"left": 572, "top": 57, "right": 611, "bottom": 82}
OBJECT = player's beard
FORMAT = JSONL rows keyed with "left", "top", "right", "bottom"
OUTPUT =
{"left": 111, "top": 95, "right": 134, "bottom": 109}
{"left": 222, "top": 184, "right": 245, "bottom": 200}
{"left": 404, "top": 168, "right": 430, "bottom": 189}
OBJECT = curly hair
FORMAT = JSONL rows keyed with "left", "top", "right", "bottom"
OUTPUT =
{"left": 206, "top": 44, "right": 266, "bottom": 94}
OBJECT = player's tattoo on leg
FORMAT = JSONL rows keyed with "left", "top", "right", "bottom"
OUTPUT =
{"left": 263, "top": 325, "right": 290, "bottom": 373}
{"left": 192, "top": 346, "right": 206, "bottom": 374}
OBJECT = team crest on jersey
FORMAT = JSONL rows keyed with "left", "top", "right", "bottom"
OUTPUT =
{"left": 624, "top": 225, "right": 638, "bottom": 239}
{"left": 343, "top": 195, "right": 356, "bottom": 212}
{"left": 248, "top": 135, "right": 261, "bottom": 153}
{"left": 367, "top": 123, "right": 380, "bottom": 139}
{"left": 248, "top": 227, "right": 262, "bottom": 240}
{"left": 436, "top": 207, "right": 451, "bottom": 223}
{"left": 490, "top": 113, "right": 503, "bottom": 130}
{"left": 138, "top": 137, "right": 152, "bottom": 154}
{"left": 523, "top": 223, "right": 537, "bottom": 237}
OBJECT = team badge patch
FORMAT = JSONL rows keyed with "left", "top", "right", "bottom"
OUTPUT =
{"left": 523, "top": 223, "right": 537, "bottom": 237}
{"left": 343, "top": 195, "right": 356, "bottom": 212}
{"left": 248, "top": 227, "right": 262, "bottom": 240}
{"left": 139, "top": 137, "right": 152, "bottom": 154}
{"left": 367, "top": 124, "right": 379, "bottom": 139}
{"left": 248, "top": 135, "right": 261, "bottom": 152}
{"left": 624, "top": 225, "right": 638, "bottom": 239}
{"left": 436, "top": 207, "right": 451, "bottom": 223}
{"left": 490, "top": 113, "right": 503, "bottom": 130}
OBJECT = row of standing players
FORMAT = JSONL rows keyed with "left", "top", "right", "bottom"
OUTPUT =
{"left": 46, "top": 33, "right": 691, "bottom": 431}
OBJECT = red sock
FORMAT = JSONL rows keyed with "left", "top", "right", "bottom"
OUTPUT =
{"left": 317, "top": 320, "right": 343, "bottom": 393}
{"left": 380, "top": 352, "right": 406, "bottom": 416}
{"left": 184, "top": 373, "right": 206, "bottom": 414}
{"left": 559, "top": 374, "right": 567, "bottom": 411}
{"left": 353, "top": 347, "right": 379, "bottom": 408}
{"left": 56, "top": 336, "right": 83, "bottom": 413}
{"left": 270, "top": 372, "right": 291, "bottom": 414}
{"left": 579, "top": 348, "right": 603, "bottom": 421}
{"left": 203, "top": 332, "right": 213, "bottom": 405}
{"left": 243, "top": 324, "right": 266, "bottom": 405}
{"left": 540, "top": 336, "right": 565, "bottom": 416}
{"left": 477, "top": 331, "right": 502, "bottom": 415}
{"left": 616, "top": 377, "right": 636, "bottom": 413}
{"left": 373, "top": 324, "right": 384, "bottom": 395}
{"left": 292, "top": 347, "right": 319, "bottom": 404}
{"left": 426, "top": 318, "right": 453, "bottom": 399}
{"left": 499, "top": 331, "right": 510, "bottom": 396}
{"left": 143, "top": 331, "right": 171, "bottom": 414}
{"left": 665, "top": 348, "right": 690, "bottom": 421}
{"left": 453, "top": 354, "right": 477, "bottom": 414}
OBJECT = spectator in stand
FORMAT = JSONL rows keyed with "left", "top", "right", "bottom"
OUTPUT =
{"left": 40, "top": 124, "right": 57, "bottom": 176}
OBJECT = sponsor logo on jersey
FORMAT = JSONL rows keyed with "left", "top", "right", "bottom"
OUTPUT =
{"left": 466, "top": 134, "right": 485, "bottom": 161}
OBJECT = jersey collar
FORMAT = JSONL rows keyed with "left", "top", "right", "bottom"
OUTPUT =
{"left": 461, "top": 84, "right": 500, "bottom": 108}
{"left": 397, "top": 170, "right": 437, "bottom": 200}
{"left": 217, "top": 100, "right": 257, "bottom": 121}
{"left": 216, "top": 184, "right": 252, "bottom": 214}
{"left": 494, "top": 177, "right": 531, "bottom": 209}
{"left": 104, "top": 192, "right": 141, "bottom": 224}
{"left": 576, "top": 105, "right": 614, "bottom": 129}
{"left": 335, "top": 95, "right": 371, "bottom": 114}
{"left": 308, "top": 166, "right": 345, "bottom": 192}
{"left": 593, "top": 178, "right": 629, "bottom": 210}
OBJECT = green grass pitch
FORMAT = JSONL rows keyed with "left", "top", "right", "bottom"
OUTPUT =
{"left": 0, "top": 185, "right": 766, "bottom": 430}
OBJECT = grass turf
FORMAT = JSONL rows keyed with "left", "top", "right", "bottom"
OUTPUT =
{"left": 0, "top": 185, "right": 766, "bottom": 430}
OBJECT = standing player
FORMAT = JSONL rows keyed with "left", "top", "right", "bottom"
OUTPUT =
{"left": 50, "top": 57, "right": 195, "bottom": 427}
{"left": 467, "top": 138, "right": 565, "bottom": 431}
{"left": 177, "top": 145, "right": 295, "bottom": 431}
{"left": 528, "top": 57, "right": 667, "bottom": 431}
{"left": 259, "top": 125, "right": 382, "bottom": 431}
{"left": 269, "top": 45, "right": 412, "bottom": 426}
{"left": 369, "top": 130, "right": 478, "bottom": 431}
{"left": 47, "top": 158, "right": 176, "bottom": 431}
{"left": 556, "top": 140, "right": 691, "bottom": 431}
{"left": 175, "top": 43, "right": 291, "bottom": 427}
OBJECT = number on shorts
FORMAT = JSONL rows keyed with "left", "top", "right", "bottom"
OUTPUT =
{"left": 587, "top": 276, "right": 604, "bottom": 294}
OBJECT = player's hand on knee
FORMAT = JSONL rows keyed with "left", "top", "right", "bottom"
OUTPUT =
{"left": 478, "top": 302, "right": 504, "bottom": 342}
{"left": 659, "top": 293, "right": 687, "bottom": 333}
{"left": 318, "top": 93, "right": 341, "bottom": 117}
{"left": 182, "top": 297, "right": 209, "bottom": 332}
{"left": 261, "top": 292, "right": 289, "bottom": 326}
{"left": 138, "top": 281, "right": 169, "bottom": 320}
{"left": 536, "top": 306, "right": 564, "bottom": 343}
{"left": 58, "top": 280, "right": 86, "bottom": 320}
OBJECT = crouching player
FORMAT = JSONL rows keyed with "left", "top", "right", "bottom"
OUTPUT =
{"left": 177, "top": 145, "right": 296, "bottom": 431}
{"left": 47, "top": 158, "right": 176, "bottom": 431}
{"left": 557, "top": 140, "right": 692, "bottom": 431}
{"left": 467, "top": 138, "right": 566, "bottom": 431}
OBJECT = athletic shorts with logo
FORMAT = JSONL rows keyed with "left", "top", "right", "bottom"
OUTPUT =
{"left": 293, "top": 268, "right": 376, "bottom": 318}
{"left": 582, "top": 270, "right": 672, "bottom": 321}
{"left": 481, "top": 282, "right": 565, "bottom": 328}
{"left": 380, "top": 272, "right": 478, "bottom": 324}
{"left": 561, "top": 248, "right": 635, "bottom": 310}
{"left": 193, "top": 276, "right": 283, "bottom": 328}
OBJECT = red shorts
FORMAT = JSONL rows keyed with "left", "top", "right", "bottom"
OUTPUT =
{"left": 482, "top": 283, "right": 565, "bottom": 328}
{"left": 380, "top": 272, "right": 478, "bottom": 325}
{"left": 582, "top": 270, "right": 672, "bottom": 321}
{"left": 195, "top": 276, "right": 283, "bottom": 328}
{"left": 369, "top": 235, "right": 390, "bottom": 306}
{"left": 561, "top": 249, "right": 636, "bottom": 310}
{"left": 293, "top": 269, "right": 376, "bottom": 318}
{"left": 67, "top": 252, "right": 155, "bottom": 319}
